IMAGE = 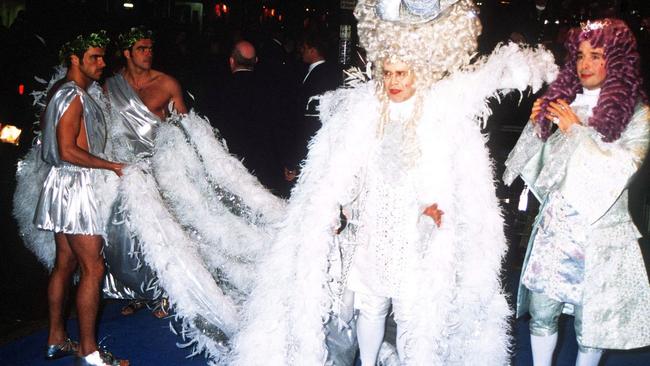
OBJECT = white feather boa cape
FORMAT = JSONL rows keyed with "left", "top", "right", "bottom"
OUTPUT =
{"left": 232, "top": 43, "right": 558, "bottom": 365}
{"left": 108, "top": 111, "right": 287, "bottom": 363}
{"left": 13, "top": 77, "right": 287, "bottom": 362}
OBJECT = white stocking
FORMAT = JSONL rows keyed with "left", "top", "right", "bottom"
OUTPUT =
{"left": 391, "top": 298, "right": 412, "bottom": 361}
{"left": 530, "top": 333, "right": 558, "bottom": 366}
{"left": 357, "top": 314, "right": 386, "bottom": 365}
{"left": 575, "top": 349, "right": 603, "bottom": 366}
{"left": 354, "top": 293, "right": 390, "bottom": 366}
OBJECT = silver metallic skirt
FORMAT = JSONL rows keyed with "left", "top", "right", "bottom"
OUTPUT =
{"left": 34, "top": 164, "right": 105, "bottom": 235}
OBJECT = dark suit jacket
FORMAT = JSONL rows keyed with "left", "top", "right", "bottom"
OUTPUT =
{"left": 202, "top": 70, "right": 283, "bottom": 193}
{"left": 301, "top": 61, "right": 341, "bottom": 113}
{"left": 284, "top": 61, "right": 341, "bottom": 169}
{"left": 508, "top": 0, "right": 567, "bottom": 46}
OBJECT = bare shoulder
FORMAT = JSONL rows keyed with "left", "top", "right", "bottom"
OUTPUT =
{"left": 153, "top": 70, "right": 182, "bottom": 90}
{"left": 59, "top": 94, "right": 83, "bottom": 127}
{"left": 151, "top": 69, "right": 187, "bottom": 113}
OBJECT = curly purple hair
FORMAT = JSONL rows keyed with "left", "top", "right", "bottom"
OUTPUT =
{"left": 536, "top": 18, "right": 647, "bottom": 142}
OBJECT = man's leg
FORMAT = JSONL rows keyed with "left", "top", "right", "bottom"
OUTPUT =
{"left": 47, "top": 233, "right": 77, "bottom": 345}
{"left": 67, "top": 234, "right": 105, "bottom": 357}
{"left": 575, "top": 350, "right": 603, "bottom": 366}
{"left": 48, "top": 233, "right": 79, "bottom": 345}
{"left": 354, "top": 292, "right": 391, "bottom": 365}
{"left": 573, "top": 305, "right": 603, "bottom": 366}
{"left": 391, "top": 298, "right": 414, "bottom": 361}
{"left": 529, "top": 291, "right": 563, "bottom": 366}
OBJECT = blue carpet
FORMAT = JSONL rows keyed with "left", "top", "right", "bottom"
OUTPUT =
{"left": 513, "top": 315, "right": 650, "bottom": 366}
{"left": 1, "top": 300, "right": 649, "bottom": 365}
{"left": 0, "top": 300, "right": 207, "bottom": 366}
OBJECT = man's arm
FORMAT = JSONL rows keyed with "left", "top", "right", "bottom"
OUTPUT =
{"left": 166, "top": 76, "right": 188, "bottom": 114}
{"left": 57, "top": 96, "right": 124, "bottom": 176}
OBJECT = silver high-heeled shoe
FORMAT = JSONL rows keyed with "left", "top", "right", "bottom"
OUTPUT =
{"left": 45, "top": 337, "right": 78, "bottom": 360}
{"left": 76, "top": 349, "right": 128, "bottom": 366}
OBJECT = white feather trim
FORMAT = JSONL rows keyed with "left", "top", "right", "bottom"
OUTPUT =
{"left": 13, "top": 146, "right": 55, "bottom": 269}
{"left": 14, "top": 66, "right": 74, "bottom": 270}
{"left": 234, "top": 43, "right": 556, "bottom": 365}
{"left": 119, "top": 163, "right": 239, "bottom": 362}
{"left": 116, "top": 112, "right": 286, "bottom": 364}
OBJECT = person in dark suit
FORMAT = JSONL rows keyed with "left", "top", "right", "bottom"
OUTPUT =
{"left": 283, "top": 30, "right": 341, "bottom": 185}
{"left": 203, "top": 40, "right": 283, "bottom": 194}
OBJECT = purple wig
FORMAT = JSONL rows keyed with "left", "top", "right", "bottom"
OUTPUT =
{"left": 536, "top": 19, "right": 647, "bottom": 142}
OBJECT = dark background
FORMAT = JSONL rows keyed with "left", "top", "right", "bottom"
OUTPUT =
{"left": 1, "top": 0, "right": 650, "bottom": 346}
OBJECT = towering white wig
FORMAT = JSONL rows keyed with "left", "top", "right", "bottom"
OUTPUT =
{"left": 355, "top": 0, "right": 481, "bottom": 90}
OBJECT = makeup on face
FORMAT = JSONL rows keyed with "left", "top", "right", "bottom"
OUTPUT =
{"left": 576, "top": 41, "right": 606, "bottom": 90}
{"left": 382, "top": 61, "right": 416, "bottom": 103}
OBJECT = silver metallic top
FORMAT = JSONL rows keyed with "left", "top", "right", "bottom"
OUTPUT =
{"left": 105, "top": 74, "right": 161, "bottom": 159}
{"left": 40, "top": 80, "right": 106, "bottom": 165}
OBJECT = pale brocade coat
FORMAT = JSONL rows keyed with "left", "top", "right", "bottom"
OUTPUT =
{"left": 504, "top": 104, "right": 650, "bottom": 350}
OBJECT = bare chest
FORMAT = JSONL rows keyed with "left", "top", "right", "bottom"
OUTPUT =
{"left": 134, "top": 82, "right": 170, "bottom": 118}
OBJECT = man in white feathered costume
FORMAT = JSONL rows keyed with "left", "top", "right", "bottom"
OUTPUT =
{"left": 232, "top": 0, "right": 557, "bottom": 365}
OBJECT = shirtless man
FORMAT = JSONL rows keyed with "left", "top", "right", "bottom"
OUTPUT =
{"left": 102, "top": 27, "right": 187, "bottom": 317}
{"left": 103, "top": 27, "right": 187, "bottom": 160}
{"left": 118, "top": 28, "right": 187, "bottom": 118}
{"left": 34, "top": 31, "right": 127, "bottom": 366}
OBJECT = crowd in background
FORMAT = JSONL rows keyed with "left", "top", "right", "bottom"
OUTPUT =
{"left": 1, "top": 1, "right": 649, "bottom": 137}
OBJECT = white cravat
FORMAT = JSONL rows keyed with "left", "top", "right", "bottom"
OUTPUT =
{"left": 571, "top": 87, "right": 600, "bottom": 123}
{"left": 388, "top": 97, "right": 416, "bottom": 122}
